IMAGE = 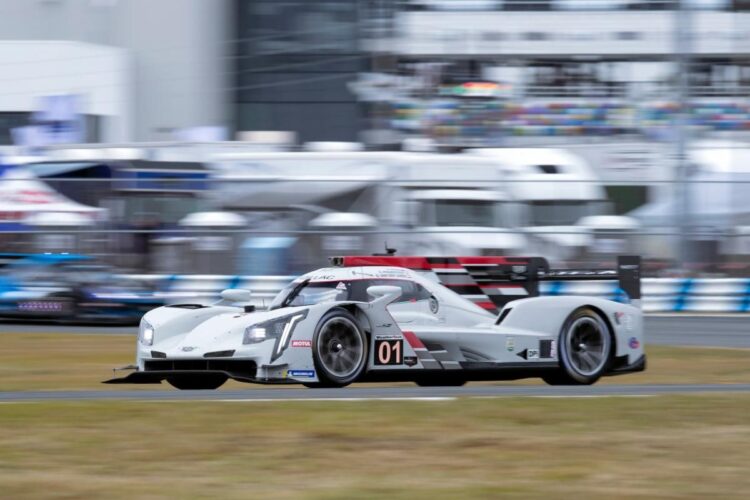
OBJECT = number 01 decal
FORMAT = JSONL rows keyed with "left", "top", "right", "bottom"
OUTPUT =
{"left": 374, "top": 339, "right": 403, "bottom": 365}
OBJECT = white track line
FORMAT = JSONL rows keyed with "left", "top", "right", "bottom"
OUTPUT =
{"left": 525, "top": 395, "right": 656, "bottom": 399}
{"left": 215, "top": 397, "right": 457, "bottom": 403}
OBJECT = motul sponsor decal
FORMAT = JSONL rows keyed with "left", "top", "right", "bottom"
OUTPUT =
{"left": 291, "top": 340, "right": 312, "bottom": 348}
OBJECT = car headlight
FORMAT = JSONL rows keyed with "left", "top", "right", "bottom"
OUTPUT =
{"left": 243, "top": 310, "right": 308, "bottom": 361}
{"left": 139, "top": 319, "right": 155, "bottom": 346}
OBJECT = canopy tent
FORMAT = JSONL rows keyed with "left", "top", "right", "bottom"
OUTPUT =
{"left": 179, "top": 211, "right": 247, "bottom": 227}
{"left": 0, "top": 167, "right": 106, "bottom": 225}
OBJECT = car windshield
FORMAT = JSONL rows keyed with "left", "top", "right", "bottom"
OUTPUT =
{"left": 269, "top": 279, "right": 430, "bottom": 309}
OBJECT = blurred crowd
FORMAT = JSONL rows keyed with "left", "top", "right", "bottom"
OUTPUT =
{"left": 391, "top": 99, "right": 750, "bottom": 143}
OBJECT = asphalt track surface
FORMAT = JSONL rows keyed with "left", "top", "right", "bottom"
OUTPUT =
{"left": 1, "top": 384, "right": 750, "bottom": 403}
{"left": 1, "top": 315, "right": 748, "bottom": 347}
{"left": 0, "top": 315, "right": 748, "bottom": 402}
{"left": 645, "top": 315, "right": 750, "bottom": 348}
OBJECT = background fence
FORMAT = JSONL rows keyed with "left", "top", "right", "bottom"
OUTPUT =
{"left": 130, "top": 274, "right": 750, "bottom": 313}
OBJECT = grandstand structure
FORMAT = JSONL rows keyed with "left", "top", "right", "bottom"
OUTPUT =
{"left": 355, "top": 1, "right": 750, "bottom": 149}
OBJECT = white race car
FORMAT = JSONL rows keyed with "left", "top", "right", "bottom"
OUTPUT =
{"left": 106, "top": 255, "right": 645, "bottom": 389}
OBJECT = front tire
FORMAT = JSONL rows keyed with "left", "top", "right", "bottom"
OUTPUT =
{"left": 309, "top": 308, "right": 368, "bottom": 388}
{"left": 167, "top": 374, "right": 227, "bottom": 390}
{"left": 542, "top": 307, "right": 613, "bottom": 386}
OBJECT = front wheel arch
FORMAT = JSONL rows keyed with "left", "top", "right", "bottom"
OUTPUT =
{"left": 310, "top": 307, "right": 369, "bottom": 388}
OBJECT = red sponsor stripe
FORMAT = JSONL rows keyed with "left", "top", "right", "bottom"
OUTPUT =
{"left": 309, "top": 277, "right": 414, "bottom": 284}
{"left": 401, "top": 330, "right": 425, "bottom": 349}
{"left": 428, "top": 262, "right": 463, "bottom": 269}
{"left": 340, "top": 256, "right": 533, "bottom": 269}
{"left": 474, "top": 301, "right": 497, "bottom": 310}
{"left": 456, "top": 257, "right": 511, "bottom": 265}
{"left": 341, "top": 256, "right": 431, "bottom": 269}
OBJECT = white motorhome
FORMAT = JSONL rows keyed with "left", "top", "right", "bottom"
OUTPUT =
{"left": 387, "top": 152, "right": 525, "bottom": 256}
{"left": 467, "top": 148, "right": 640, "bottom": 263}
{"left": 209, "top": 149, "right": 526, "bottom": 272}
{"left": 630, "top": 141, "right": 750, "bottom": 269}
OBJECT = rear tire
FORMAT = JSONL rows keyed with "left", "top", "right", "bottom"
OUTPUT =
{"left": 310, "top": 308, "right": 368, "bottom": 388}
{"left": 167, "top": 374, "right": 227, "bottom": 390}
{"left": 542, "top": 307, "right": 613, "bottom": 386}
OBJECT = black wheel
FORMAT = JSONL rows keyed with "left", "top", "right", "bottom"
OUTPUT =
{"left": 310, "top": 308, "right": 368, "bottom": 388}
{"left": 167, "top": 374, "right": 227, "bottom": 390}
{"left": 542, "top": 307, "right": 613, "bottom": 386}
{"left": 415, "top": 375, "right": 467, "bottom": 387}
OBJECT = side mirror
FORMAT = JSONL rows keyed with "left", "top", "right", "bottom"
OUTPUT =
{"left": 220, "top": 289, "right": 252, "bottom": 303}
{"left": 367, "top": 285, "right": 402, "bottom": 305}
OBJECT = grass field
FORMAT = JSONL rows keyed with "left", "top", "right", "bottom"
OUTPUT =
{"left": 1, "top": 333, "right": 749, "bottom": 391}
{"left": 1, "top": 396, "right": 750, "bottom": 499}
{"left": 1, "top": 333, "right": 750, "bottom": 498}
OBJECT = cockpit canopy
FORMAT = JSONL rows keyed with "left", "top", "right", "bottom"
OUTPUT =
{"left": 269, "top": 277, "right": 432, "bottom": 310}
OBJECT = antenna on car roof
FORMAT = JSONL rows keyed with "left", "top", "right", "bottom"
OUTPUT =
{"left": 372, "top": 242, "right": 397, "bottom": 257}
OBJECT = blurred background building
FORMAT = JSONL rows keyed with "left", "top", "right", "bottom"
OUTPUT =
{"left": 0, "top": 0, "right": 231, "bottom": 142}
{"left": 2, "top": 1, "right": 750, "bottom": 144}
{"left": 0, "top": 0, "right": 749, "bottom": 280}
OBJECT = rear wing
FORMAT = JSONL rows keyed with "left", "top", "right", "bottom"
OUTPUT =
{"left": 331, "top": 255, "right": 641, "bottom": 314}
{"left": 542, "top": 256, "right": 641, "bottom": 308}
{"left": 496, "top": 255, "right": 642, "bottom": 310}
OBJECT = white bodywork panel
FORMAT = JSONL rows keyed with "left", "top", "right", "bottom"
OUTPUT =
{"left": 133, "top": 265, "right": 645, "bottom": 384}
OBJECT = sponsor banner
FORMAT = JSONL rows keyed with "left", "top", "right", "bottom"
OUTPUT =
{"left": 18, "top": 301, "right": 64, "bottom": 312}
{"left": 375, "top": 334, "right": 401, "bottom": 340}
